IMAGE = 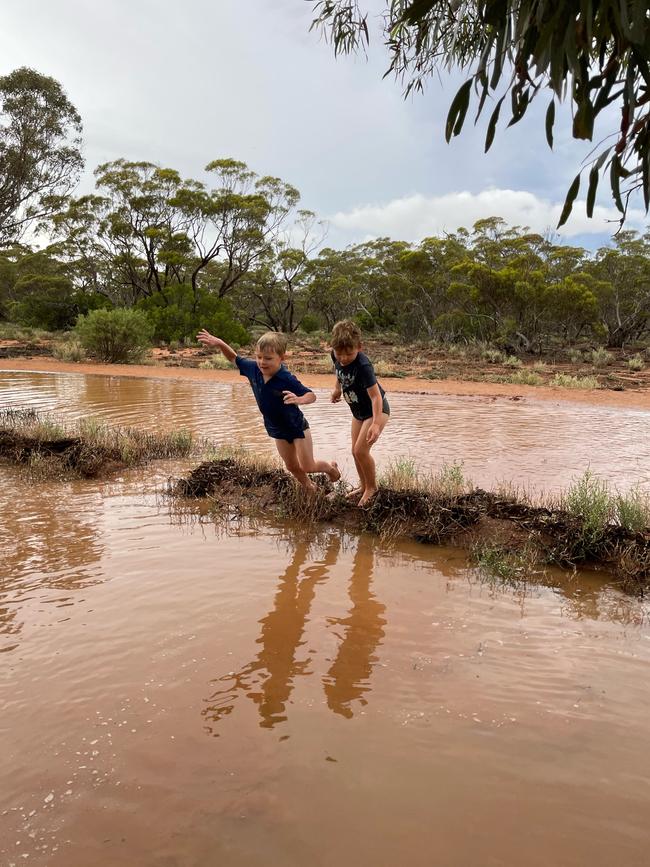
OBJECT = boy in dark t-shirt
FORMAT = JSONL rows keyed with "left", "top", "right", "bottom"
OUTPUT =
{"left": 197, "top": 328, "right": 340, "bottom": 492}
{"left": 330, "top": 320, "right": 390, "bottom": 506}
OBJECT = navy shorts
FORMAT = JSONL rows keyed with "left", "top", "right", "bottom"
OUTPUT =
{"left": 351, "top": 397, "right": 390, "bottom": 422}
{"left": 265, "top": 415, "right": 310, "bottom": 443}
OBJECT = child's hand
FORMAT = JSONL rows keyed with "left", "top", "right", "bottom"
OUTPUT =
{"left": 330, "top": 389, "right": 342, "bottom": 403}
{"left": 282, "top": 391, "right": 300, "bottom": 405}
{"left": 196, "top": 329, "right": 219, "bottom": 347}
{"left": 366, "top": 423, "right": 381, "bottom": 445}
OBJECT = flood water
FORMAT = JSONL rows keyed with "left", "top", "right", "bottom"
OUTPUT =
{"left": 2, "top": 370, "right": 650, "bottom": 866}
{"left": 2, "top": 369, "right": 650, "bottom": 491}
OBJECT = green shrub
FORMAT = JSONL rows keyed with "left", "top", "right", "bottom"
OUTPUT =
{"left": 550, "top": 373, "right": 599, "bottom": 389}
{"left": 198, "top": 355, "right": 232, "bottom": 370}
{"left": 299, "top": 314, "right": 320, "bottom": 334}
{"left": 137, "top": 284, "right": 249, "bottom": 347}
{"left": 565, "top": 471, "right": 612, "bottom": 543}
{"left": 75, "top": 308, "right": 154, "bottom": 363}
{"left": 507, "top": 370, "right": 543, "bottom": 386}
{"left": 615, "top": 486, "right": 650, "bottom": 533}
{"left": 9, "top": 276, "right": 110, "bottom": 332}
{"left": 379, "top": 456, "right": 419, "bottom": 490}
{"left": 627, "top": 354, "right": 645, "bottom": 372}
{"left": 482, "top": 348, "right": 505, "bottom": 364}
{"left": 591, "top": 346, "right": 613, "bottom": 367}
{"left": 567, "top": 348, "right": 584, "bottom": 364}
{"left": 503, "top": 354, "right": 522, "bottom": 368}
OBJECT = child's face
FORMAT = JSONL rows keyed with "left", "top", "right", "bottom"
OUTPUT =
{"left": 333, "top": 345, "right": 359, "bottom": 366}
{"left": 255, "top": 348, "right": 283, "bottom": 376}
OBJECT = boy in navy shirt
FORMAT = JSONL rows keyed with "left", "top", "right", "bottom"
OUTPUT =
{"left": 330, "top": 320, "right": 390, "bottom": 506}
{"left": 197, "top": 328, "right": 340, "bottom": 492}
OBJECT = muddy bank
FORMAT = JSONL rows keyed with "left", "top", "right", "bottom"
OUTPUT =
{"left": 2, "top": 356, "right": 650, "bottom": 411}
{"left": 0, "top": 410, "right": 193, "bottom": 478}
{"left": 174, "top": 459, "right": 650, "bottom": 595}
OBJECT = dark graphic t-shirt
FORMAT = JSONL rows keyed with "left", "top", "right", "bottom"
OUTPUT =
{"left": 236, "top": 356, "right": 311, "bottom": 441}
{"left": 331, "top": 351, "right": 386, "bottom": 421}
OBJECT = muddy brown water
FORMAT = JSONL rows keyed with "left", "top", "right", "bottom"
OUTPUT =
{"left": 2, "top": 370, "right": 650, "bottom": 866}
{"left": 2, "top": 369, "right": 650, "bottom": 491}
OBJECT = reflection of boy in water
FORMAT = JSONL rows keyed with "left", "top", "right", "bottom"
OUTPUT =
{"left": 322, "top": 535, "right": 386, "bottom": 718}
{"left": 202, "top": 533, "right": 341, "bottom": 732}
{"left": 197, "top": 328, "right": 340, "bottom": 492}
{"left": 330, "top": 320, "right": 390, "bottom": 506}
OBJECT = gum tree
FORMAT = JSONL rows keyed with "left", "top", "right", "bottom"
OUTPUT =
{"left": 0, "top": 67, "right": 82, "bottom": 243}
{"left": 310, "top": 1, "right": 650, "bottom": 226}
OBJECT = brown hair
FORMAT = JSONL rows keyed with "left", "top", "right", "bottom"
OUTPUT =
{"left": 256, "top": 331, "right": 287, "bottom": 356}
{"left": 330, "top": 319, "right": 362, "bottom": 351}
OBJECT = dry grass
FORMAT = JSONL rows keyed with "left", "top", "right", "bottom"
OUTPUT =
{"left": 0, "top": 409, "right": 194, "bottom": 478}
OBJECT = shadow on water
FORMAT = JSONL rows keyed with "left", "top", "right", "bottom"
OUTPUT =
{"left": 202, "top": 532, "right": 386, "bottom": 734}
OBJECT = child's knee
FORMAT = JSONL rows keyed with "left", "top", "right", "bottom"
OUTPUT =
{"left": 352, "top": 442, "right": 369, "bottom": 460}
{"left": 283, "top": 458, "right": 303, "bottom": 476}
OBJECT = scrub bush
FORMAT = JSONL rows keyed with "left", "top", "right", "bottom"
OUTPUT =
{"left": 75, "top": 308, "right": 154, "bottom": 363}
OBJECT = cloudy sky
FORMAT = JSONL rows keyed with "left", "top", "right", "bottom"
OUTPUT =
{"left": 2, "top": 0, "right": 646, "bottom": 250}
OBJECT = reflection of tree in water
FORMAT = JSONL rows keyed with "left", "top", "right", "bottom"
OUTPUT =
{"left": 322, "top": 534, "right": 386, "bottom": 718}
{"left": 202, "top": 532, "right": 388, "bottom": 734}
{"left": 203, "top": 533, "right": 341, "bottom": 734}
{"left": 0, "top": 474, "right": 104, "bottom": 650}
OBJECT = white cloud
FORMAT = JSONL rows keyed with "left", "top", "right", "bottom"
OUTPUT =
{"left": 328, "top": 188, "right": 646, "bottom": 242}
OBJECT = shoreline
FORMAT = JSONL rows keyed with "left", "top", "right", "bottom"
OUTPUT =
{"left": 2, "top": 356, "right": 650, "bottom": 411}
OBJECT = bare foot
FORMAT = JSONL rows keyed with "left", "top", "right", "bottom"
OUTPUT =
{"left": 358, "top": 488, "right": 378, "bottom": 508}
{"left": 328, "top": 461, "right": 341, "bottom": 483}
{"left": 345, "top": 486, "right": 364, "bottom": 501}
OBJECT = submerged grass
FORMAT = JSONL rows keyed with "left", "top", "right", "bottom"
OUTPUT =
{"left": 0, "top": 409, "right": 194, "bottom": 478}
{"left": 470, "top": 542, "right": 542, "bottom": 588}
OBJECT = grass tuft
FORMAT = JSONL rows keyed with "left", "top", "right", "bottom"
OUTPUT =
{"left": 550, "top": 373, "right": 600, "bottom": 389}
{"left": 627, "top": 354, "right": 645, "bottom": 372}
{"left": 507, "top": 370, "right": 543, "bottom": 386}
{"left": 0, "top": 410, "right": 194, "bottom": 478}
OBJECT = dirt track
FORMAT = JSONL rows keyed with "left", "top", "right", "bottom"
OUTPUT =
{"left": 2, "top": 356, "right": 650, "bottom": 411}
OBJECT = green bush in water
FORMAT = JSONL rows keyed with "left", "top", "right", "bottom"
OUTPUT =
{"left": 136, "top": 284, "right": 250, "bottom": 346}
{"left": 75, "top": 308, "right": 154, "bottom": 363}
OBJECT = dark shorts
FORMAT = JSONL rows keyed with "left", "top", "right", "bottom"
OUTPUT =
{"left": 351, "top": 397, "right": 390, "bottom": 422}
{"left": 265, "top": 415, "right": 310, "bottom": 443}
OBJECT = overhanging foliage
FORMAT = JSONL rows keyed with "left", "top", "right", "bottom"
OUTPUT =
{"left": 310, "top": 1, "right": 650, "bottom": 227}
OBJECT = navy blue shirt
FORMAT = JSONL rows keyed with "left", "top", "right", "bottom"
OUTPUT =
{"left": 236, "top": 356, "right": 312, "bottom": 441}
{"left": 331, "top": 351, "right": 386, "bottom": 421}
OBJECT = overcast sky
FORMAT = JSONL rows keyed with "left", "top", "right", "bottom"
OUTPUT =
{"left": 2, "top": 0, "right": 646, "bottom": 250}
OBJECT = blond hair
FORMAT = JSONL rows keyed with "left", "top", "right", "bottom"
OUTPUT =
{"left": 331, "top": 319, "right": 362, "bottom": 351}
{"left": 256, "top": 331, "right": 287, "bottom": 356}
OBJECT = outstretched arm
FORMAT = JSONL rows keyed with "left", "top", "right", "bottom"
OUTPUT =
{"left": 196, "top": 329, "right": 237, "bottom": 363}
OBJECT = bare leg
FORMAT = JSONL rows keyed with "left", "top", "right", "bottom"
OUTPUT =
{"left": 347, "top": 418, "right": 366, "bottom": 499}
{"left": 353, "top": 414, "right": 389, "bottom": 507}
{"left": 274, "top": 439, "right": 317, "bottom": 492}
{"left": 294, "top": 430, "right": 340, "bottom": 482}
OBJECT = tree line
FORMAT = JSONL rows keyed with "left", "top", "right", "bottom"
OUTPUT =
{"left": 1, "top": 67, "right": 650, "bottom": 352}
